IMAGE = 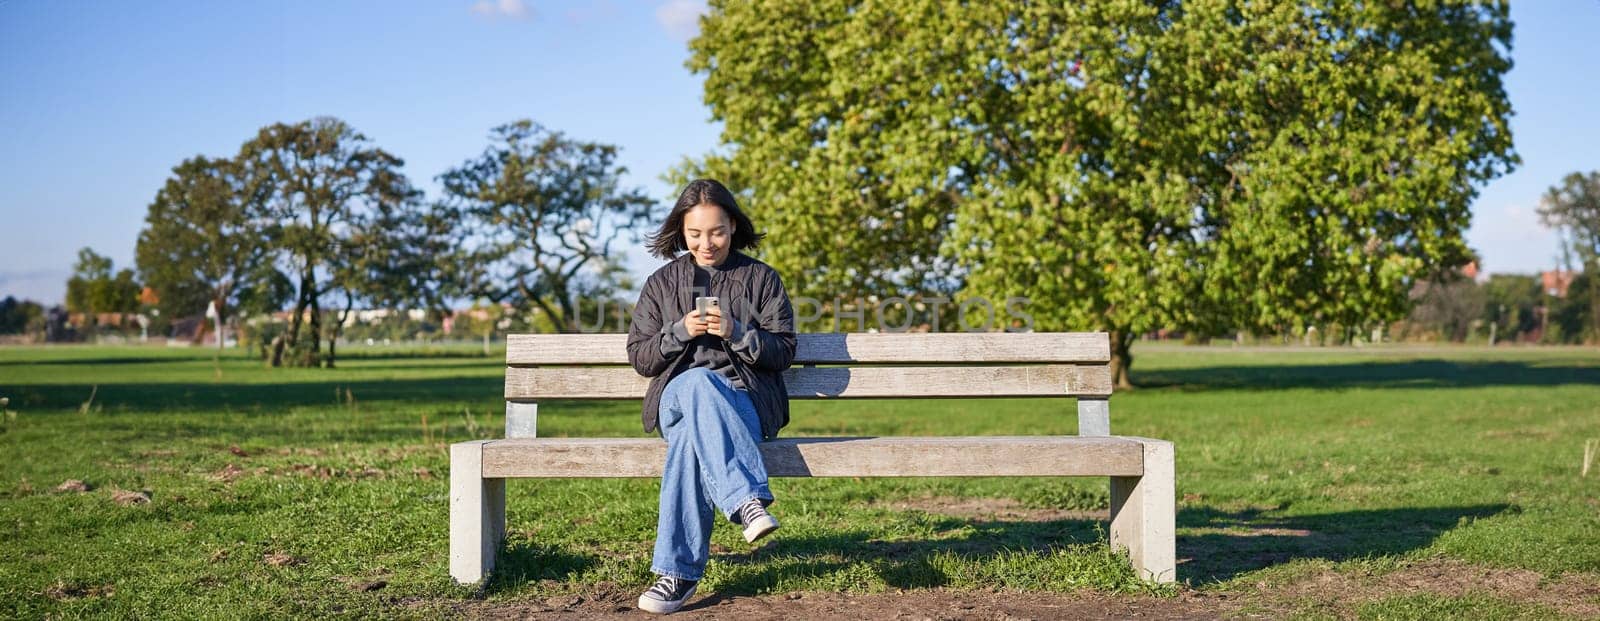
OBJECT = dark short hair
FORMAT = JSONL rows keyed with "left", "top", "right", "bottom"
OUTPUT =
{"left": 647, "top": 178, "right": 765, "bottom": 260}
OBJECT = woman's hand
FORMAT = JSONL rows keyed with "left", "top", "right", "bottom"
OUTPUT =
{"left": 680, "top": 309, "right": 711, "bottom": 338}
{"left": 704, "top": 305, "right": 739, "bottom": 340}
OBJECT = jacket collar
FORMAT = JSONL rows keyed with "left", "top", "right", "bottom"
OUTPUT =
{"left": 673, "top": 250, "right": 748, "bottom": 272}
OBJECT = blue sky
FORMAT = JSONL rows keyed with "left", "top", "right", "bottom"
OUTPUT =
{"left": 2, "top": 0, "right": 1596, "bottom": 305}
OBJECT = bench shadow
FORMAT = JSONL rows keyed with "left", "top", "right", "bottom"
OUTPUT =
{"left": 1138, "top": 359, "right": 1600, "bottom": 391}
{"left": 1176, "top": 503, "right": 1511, "bottom": 584}
{"left": 688, "top": 514, "right": 1105, "bottom": 607}
{"left": 670, "top": 502, "right": 1510, "bottom": 603}
{"left": 484, "top": 542, "right": 598, "bottom": 595}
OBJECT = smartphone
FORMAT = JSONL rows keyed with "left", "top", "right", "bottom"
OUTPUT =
{"left": 695, "top": 296, "right": 720, "bottom": 316}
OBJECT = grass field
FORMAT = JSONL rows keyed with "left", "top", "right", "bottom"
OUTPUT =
{"left": 2, "top": 343, "right": 1598, "bottom": 618}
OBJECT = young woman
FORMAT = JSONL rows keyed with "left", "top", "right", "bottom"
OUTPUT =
{"left": 625, "top": 179, "right": 797, "bottom": 614}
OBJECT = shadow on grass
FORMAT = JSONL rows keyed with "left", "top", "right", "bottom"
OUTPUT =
{"left": 486, "top": 542, "right": 599, "bottom": 594}
{"left": 5, "top": 376, "right": 508, "bottom": 413}
{"left": 1137, "top": 359, "right": 1600, "bottom": 391}
{"left": 1177, "top": 504, "right": 1512, "bottom": 583}
{"left": 487, "top": 503, "right": 1512, "bottom": 598}
{"left": 0, "top": 356, "right": 191, "bottom": 367}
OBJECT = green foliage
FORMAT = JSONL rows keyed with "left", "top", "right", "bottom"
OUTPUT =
{"left": 438, "top": 120, "right": 653, "bottom": 332}
{"left": 65, "top": 247, "right": 140, "bottom": 317}
{"left": 0, "top": 296, "right": 45, "bottom": 335}
{"left": 135, "top": 155, "right": 272, "bottom": 325}
{"left": 1539, "top": 171, "right": 1600, "bottom": 339}
{"left": 1540, "top": 171, "right": 1600, "bottom": 267}
{"left": 236, "top": 117, "right": 426, "bottom": 367}
{"left": 684, "top": 0, "right": 1518, "bottom": 384}
{"left": 1479, "top": 273, "right": 1543, "bottom": 341}
{"left": 1546, "top": 271, "right": 1595, "bottom": 344}
{"left": 1404, "top": 276, "right": 1485, "bottom": 342}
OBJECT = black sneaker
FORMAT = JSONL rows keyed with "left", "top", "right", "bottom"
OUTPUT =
{"left": 637, "top": 575, "right": 698, "bottom": 614}
{"left": 735, "top": 498, "right": 779, "bottom": 543}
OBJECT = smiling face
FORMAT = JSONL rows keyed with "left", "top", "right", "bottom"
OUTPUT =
{"left": 682, "top": 203, "right": 734, "bottom": 266}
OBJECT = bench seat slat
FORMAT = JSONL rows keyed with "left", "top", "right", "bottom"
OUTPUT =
{"left": 505, "top": 364, "right": 1113, "bottom": 400}
{"left": 479, "top": 436, "right": 1144, "bottom": 478}
{"left": 507, "top": 332, "right": 1112, "bottom": 365}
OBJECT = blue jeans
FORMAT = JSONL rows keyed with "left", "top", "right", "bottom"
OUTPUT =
{"left": 651, "top": 368, "right": 773, "bottom": 581}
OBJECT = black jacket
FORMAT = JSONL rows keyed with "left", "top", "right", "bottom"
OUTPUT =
{"left": 626, "top": 251, "right": 797, "bottom": 439}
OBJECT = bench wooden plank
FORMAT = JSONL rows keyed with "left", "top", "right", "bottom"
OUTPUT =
{"left": 507, "top": 332, "right": 1112, "bottom": 365}
{"left": 505, "top": 364, "right": 1114, "bottom": 400}
{"left": 479, "top": 436, "right": 1144, "bottom": 478}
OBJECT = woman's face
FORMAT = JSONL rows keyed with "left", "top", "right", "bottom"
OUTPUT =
{"left": 682, "top": 203, "right": 734, "bottom": 266}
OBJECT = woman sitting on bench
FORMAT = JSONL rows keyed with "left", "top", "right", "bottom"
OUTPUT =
{"left": 625, "top": 178, "right": 798, "bottom": 614}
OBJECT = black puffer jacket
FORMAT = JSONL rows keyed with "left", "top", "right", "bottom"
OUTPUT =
{"left": 626, "top": 251, "right": 797, "bottom": 439}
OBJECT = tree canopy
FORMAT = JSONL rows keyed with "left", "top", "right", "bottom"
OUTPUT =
{"left": 66, "top": 247, "right": 140, "bottom": 319}
{"left": 135, "top": 155, "right": 271, "bottom": 344}
{"left": 685, "top": 0, "right": 1517, "bottom": 385}
{"left": 237, "top": 117, "right": 421, "bottom": 367}
{"left": 439, "top": 120, "right": 654, "bottom": 333}
{"left": 1539, "top": 170, "right": 1600, "bottom": 339}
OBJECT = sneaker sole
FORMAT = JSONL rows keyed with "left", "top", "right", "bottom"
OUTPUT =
{"left": 742, "top": 515, "right": 779, "bottom": 543}
{"left": 637, "top": 584, "right": 697, "bottom": 615}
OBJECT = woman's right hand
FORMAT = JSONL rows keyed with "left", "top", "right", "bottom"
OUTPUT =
{"left": 679, "top": 310, "right": 710, "bottom": 338}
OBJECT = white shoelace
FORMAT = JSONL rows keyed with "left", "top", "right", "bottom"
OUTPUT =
{"left": 646, "top": 575, "right": 690, "bottom": 600}
{"left": 738, "top": 500, "right": 765, "bottom": 525}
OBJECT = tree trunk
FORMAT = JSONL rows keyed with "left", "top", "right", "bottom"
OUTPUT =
{"left": 1109, "top": 329, "right": 1135, "bottom": 390}
{"left": 272, "top": 278, "right": 311, "bottom": 368}
{"left": 304, "top": 290, "right": 322, "bottom": 367}
{"left": 327, "top": 293, "right": 354, "bottom": 369}
{"left": 212, "top": 294, "right": 226, "bottom": 355}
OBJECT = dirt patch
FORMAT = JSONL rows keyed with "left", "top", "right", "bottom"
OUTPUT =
{"left": 53, "top": 479, "right": 90, "bottom": 493}
{"left": 263, "top": 552, "right": 306, "bottom": 568}
{"left": 211, "top": 463, "right": 249, "bottom": 483}
{"left": 41, "top": 580, "right": 115, "bottom": 601}
{"left": 1259, "top": 559, "right": 1600, "bottom": 618}
{"left": 458, "top": 589, "right": 1231, "bottom": 620}
{"left": 882, "top": 496, "right": 1107, "bottom": 523}
{"left": 449, "top": 559, "right": 1600, "bottom": 619}
{"left": 109, "top": 488, "right": 150, "bottom": 506}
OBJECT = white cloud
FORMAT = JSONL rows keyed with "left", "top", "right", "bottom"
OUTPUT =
{"left": 471, "top": 0, "right": 532, "bottom": 21}
{"left": 656, "top": 0, "right": 707, "bottom": 41}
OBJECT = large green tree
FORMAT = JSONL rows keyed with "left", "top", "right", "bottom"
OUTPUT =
{"left": 686, "top": 0, "right": 1516, "bottom": 386}
{"left": 135, "top": 155, "right": 272, "bottom": 351}
{"left": 1538, "top": 170, "right": 1600, "bottom": 341}
{"left": 237, "top": 117, "right": 418, "bottom": 367}
{"left": 439, "top": 120, "right": 653, "bottom": 333}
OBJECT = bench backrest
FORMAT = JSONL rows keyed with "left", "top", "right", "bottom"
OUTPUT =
{"left": 503, "top": 332, "right": 1115, "bottom": 436}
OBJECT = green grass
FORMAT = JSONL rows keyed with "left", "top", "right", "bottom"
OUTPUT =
{"left": 2, "top": 343, "right": 1598, "bottom": 618}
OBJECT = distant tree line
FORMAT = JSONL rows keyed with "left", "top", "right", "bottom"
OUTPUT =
{"left": 1398, "top": 270, "right": 1594, "bottom": 345}
{"left": 8, "top": 117, "right": 654, "bottom": 367}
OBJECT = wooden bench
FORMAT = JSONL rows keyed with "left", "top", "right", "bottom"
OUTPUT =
{"left": 450, "top": 332, "right": 1175, "bottom": 584}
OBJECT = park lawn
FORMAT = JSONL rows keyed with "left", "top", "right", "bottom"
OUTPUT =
{"left": 1, "top": 343, "right": 1597, "bottom": 618}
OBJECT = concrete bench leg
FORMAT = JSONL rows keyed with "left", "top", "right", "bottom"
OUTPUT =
{"left": 1109, "top": 437, "right": 1175, "bottom": 583}
{"left": 450, "top": 441, "right": 505, "bottom": 584}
